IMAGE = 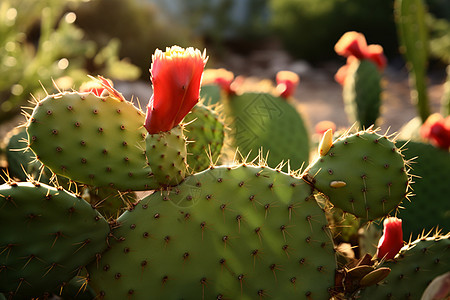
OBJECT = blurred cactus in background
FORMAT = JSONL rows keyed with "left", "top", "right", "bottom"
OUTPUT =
{"left": 0, "top": 0, "right": 140, "bottom": 124}
{"left": 334, "top": 31, "right": 387, "bottom": 129}
{"left": 395, "top": 0, "right": 431, "bottom": 123}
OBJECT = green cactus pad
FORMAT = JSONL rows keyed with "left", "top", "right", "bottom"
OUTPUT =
{"left": 223, "top": 92, "right": 309, "bottom": 171}
{"left": 184, "top": 104, "right": 225, "bottom": 172}
{"left": 395, "top": 141, "right": 450, "bottom": 236}
{"left": 343, "top": 60, "right": 382, "bottom": 128}
{"left": 359, "top": 233, "right": 450, "bottom": 299}
{"left": 27, "top": 92, "right": 158, "bottom": 191}
{"left": 0, "top": 181, "right": 110, "bottom": 298}
{"left": 145, "top": 125, "right": 187, "bottom": 186}
{"left": 88, "top": 165, "right": 336, "bottom": 299}
{"left": 304, "top": 129, "right": 410, "bottom": 221}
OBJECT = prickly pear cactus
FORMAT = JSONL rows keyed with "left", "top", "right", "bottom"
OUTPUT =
{"left": 184, "top": 104, "right": 225, "bottom": 172}
{"left": 304, "top": 129, "right": 410, "bottom": 221}
{"left": 26, "top": 92, "right": 159, "bottom": 191}
{"left": 395, "top": 141, "right": 450, "bottom": 236}
{"left": 223, "top": 92, "right": 309, "bottom": 171}
{"left": 359, "top": 233, "right": 450, "bottom": 299}
{"left": 0, "top": 181, "right": 110, "bottom": 298}
{"left": 343, "top": 60, "right": 382, "bottom": 128}
{"left": 87, "top": 165, "right": 337, "bottom": 299}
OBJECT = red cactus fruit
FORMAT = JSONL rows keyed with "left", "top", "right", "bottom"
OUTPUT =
{"left": 334, "top": 56, "right": 358, "bottom": 85}
{"left": 420, "top": 113, "right": 450, "bottom": 151}
{"left": 376, "top": 217, "right": 404, "bottom": 260}
{"left": 276, "top": 71, "right": 300, "bottom": 99}
{"left": 202, "top": 68, "right": 235, "bottom": 95}
{"left": 315, "top": 120, "right": 337, "bottom": 136}
{"left": 334, "top": 31, "right": 368, "bottom": 60}
{"left": 334, "top": 32, "right": 387, "bottom": 85}
{"left": 365, "top": 44, "right": 387, "bottom": 71}
{"left": 144, "top": 46, "right": 208, "bottom": 134}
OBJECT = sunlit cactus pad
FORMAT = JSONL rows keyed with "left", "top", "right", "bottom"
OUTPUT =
{"left": 27, "top": 92, "right": 158, "bottom": 191}
{"left": 359, "top": 233, "right": 450, "bottom": 299}
{"left": 304, "top": 129, "right": 410, "bottom": 221}
{"left": 88, "top": 165, "right": 336, "bottom": 299}
{"left": 0, "top": 181, "right": 110, "bottom": 298}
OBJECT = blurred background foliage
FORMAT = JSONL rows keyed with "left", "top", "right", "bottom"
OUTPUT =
{"left": 0, "top": 0, "right": 140, "bottom": 122}
{"left": 0, "top": 0, "right": 449, "bottom": 124}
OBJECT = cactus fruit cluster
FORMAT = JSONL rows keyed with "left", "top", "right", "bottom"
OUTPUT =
{"left": 0, "top": 45, "right": 448, "bottom": 300}
{"left": 334, "top": 32, "right": 387, "bottom": 129}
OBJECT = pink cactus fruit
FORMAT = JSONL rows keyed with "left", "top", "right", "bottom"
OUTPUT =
{"left": 420, "top": 113, "right": 450, "bottom": 151}
{"left": 276, "top": 70, "right": 300, "bottom": 98}
{"left": 202, "top": 68, "right": 235, "bottom": 95}
{"left": 334, "top": 31, "right": 387, "bottom": 85}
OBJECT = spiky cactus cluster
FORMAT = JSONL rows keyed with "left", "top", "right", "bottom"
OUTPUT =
{"left": 0, "top": 46, "right": 448, "bottom": 300}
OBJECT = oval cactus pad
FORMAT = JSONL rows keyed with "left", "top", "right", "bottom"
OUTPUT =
{"left": 304, "top": 129, "right": 410, "bottom": 221}
{"left": 27, "top": 92, "right": 158, "bottom": 191}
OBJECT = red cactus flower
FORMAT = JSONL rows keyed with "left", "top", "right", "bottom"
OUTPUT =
{"left": 202, "top": 68, "right": 235, "bottom": 95}
{"left": 315, "top": 120, "right": 337, "bottom": 136}
{"left": 334, "top": 56, "right": 358, "bottom": 85}
{"left": 376, "top": 217, "right": 404, "bottom": 260}
{"left": 334, "top": 32, "right": 387, "bottom": 85}
{"left": 276, "top": 71, "right": 300, "bottom": 99}
{"left": 420, "top": 113, "right": 450, "bottom": 150}
{"left": 144, "top": 46, "right": 208, "bottom": 134}
{"left": 365, "top": 44, "right": 387, "bottom": 71}
{"left": 334, "top": 31, "right": 368, "bottom": 60}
